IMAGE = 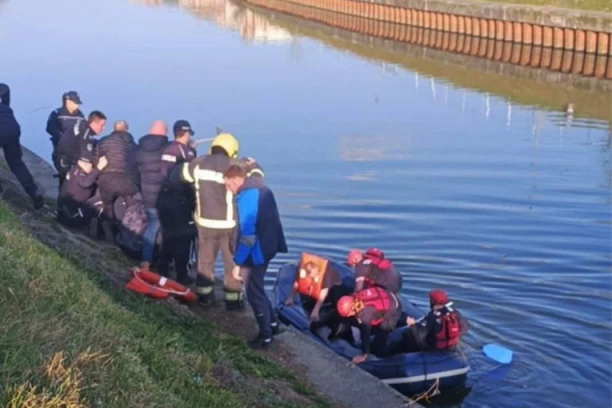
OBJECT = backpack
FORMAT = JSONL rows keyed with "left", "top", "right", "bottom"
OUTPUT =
{"left": 116, "top": 194, "right": 147, "bottom": 257}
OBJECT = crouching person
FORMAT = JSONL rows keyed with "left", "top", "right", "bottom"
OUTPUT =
{"left": 56, "top": 161, "right": 103, "bottom": 234}
{"left": 223, "top": 164, "right": 288, "bottom": 350}
{"left": 336, "top": 286, "right": 403, "bottom": 364}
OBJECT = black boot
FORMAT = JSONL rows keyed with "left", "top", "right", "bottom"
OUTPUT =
{"left": 248, "top": 334, "right": 273, "bottom": 350}
{"left": 197, "top": 289, "right": 215, "bottom": 307}
{"left": 32, "top": 194, "right": 43, "bottom": 210}
{"left": 271, "top": 321, "right": 285, "bottom": 336}
{"left": 224, "top": 290, "right": 245, "bottom": 311}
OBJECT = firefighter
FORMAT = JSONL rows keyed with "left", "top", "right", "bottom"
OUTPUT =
{"left": 178, "top": 132, "right": 246, "bottom": 309}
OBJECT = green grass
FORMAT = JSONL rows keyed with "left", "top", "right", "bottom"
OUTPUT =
{"left": 0, "top": 198, "right": 331, "bottom": 408}
{"left": 478, "top": 0, "right": 611, "bottom": 12}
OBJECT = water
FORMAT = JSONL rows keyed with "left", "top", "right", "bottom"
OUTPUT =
{"left": 2, "top": 0, "right": 611, "bottom": 407}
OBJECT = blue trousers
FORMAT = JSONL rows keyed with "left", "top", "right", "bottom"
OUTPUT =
{"left": 245, "top": 262, "right": 278, "bottom": 338}
{"left": 141, "top": 207, "right": 160, "bottom": 263}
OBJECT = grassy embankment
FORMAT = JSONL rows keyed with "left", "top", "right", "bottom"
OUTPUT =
{"left": 0, "top": 192, "right": 331, "bottom": 408}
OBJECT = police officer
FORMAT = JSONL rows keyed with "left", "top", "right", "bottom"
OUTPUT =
{"left": 96, "top": 120, "right": 138, "bottom": 221}
{"left": 53, "top": 110, "right": 107, "bottom": 183}
{"left": 47, "top": 91, "right": 85, "bottom": 150}
{"left": 0, "top": 83, "right": 43, "bottom": 209}
{"left": 56, "top": 161, "right": 101, "bottom": 229}
{"left": 178, "top": 132, "right": 246, "bottom": 309}
{"left": 157, "top": 120, "right": 197, "bottom": 284}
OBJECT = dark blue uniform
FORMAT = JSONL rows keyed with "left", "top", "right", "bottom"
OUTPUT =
{"left": 0, "top": 83, "right": 40, "bottom": 203}
{"left": 56, "top": 165, "right": 101, "bottom": 228}
{"left": 53, "top": 120, "right": 97, "bottom": 181}
{"left": 234, "top": 177, "right": 288, "bottom": 340}
{"left": 157, "top": 141, "right": 197, "bottom": 283}
{"left": 46, "top": 106, "right": 85, "bottom": 149}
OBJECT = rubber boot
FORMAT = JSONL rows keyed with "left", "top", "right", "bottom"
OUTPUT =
{"left": 224, "top": 290, "right": 245, "bottom": 311}
{"left": 197, "top": 288, "right": 215, "bottom": 307}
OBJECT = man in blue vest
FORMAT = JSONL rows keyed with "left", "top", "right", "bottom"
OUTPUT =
{"left": 223, "top": 164, "right": 288, "bottom": 349}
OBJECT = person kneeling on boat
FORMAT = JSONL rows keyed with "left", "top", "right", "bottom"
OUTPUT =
{"left": 347, "top": 248, "right": 402, "bottom": 294}
{"left": 337, "top": 286, "right": 402, "bottom": 364}
{"left": 284, "top": 258, "right": 349, "bottom": 324}
{"left": 395, "top": 289, "right": 467, "bottom": 353}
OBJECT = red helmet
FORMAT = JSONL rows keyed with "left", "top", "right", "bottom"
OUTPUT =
{"left": 429, "top": 289, "right": 448, "bottom": 305}
{"left": 364, "top": 248, "right": 384, "bottom": 265}
{"left": 337, "top": 296, "right": 356, "bottom": 317}
{"left": 347, "top": 249, "right": 363, "bottom": 266}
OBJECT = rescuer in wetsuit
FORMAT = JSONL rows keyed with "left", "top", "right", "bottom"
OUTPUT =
{"left": 336, "top": 286, "right": 403, "bottom": 364}
{"left": 391, "top": 289, "right": 468, "bottom": 354}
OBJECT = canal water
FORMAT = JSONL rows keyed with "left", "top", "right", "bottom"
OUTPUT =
{"left": 1, "top": 0, "right": 611, "bottom": 407}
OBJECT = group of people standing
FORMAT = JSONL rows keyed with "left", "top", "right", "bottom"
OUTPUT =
{"left": 0, "top": 86, "right": 288, "bottom": 349}
{"left": 0, "top": 84, "right": 465, "bottom": 357}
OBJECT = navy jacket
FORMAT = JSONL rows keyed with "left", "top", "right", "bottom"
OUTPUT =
{"left": 46, "top": 107, "right": 85, "bottom": 148}
{"left": 96, "top": 131, "right": 137, "bottom": 174}
{"left": 160, "top": 141, "right": 196, "bottom": 179}
{"left": 133, "top": 134, "right": 169, "bottom": 208}
{"left": 0, "top": 83, "right": 20, "bottom": 138}
{"left": 233, "top": 178, "right": 288, "bottom": 267}
{"left": 54, "top": 120, "right": 97, "bottom": 164}
{"left": 60, "top": 165, "right": 99, "bottom": 203}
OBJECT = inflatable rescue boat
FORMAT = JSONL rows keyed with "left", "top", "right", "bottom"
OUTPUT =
{"left": 271, "top": 255, "right": 470, "bottom": 396}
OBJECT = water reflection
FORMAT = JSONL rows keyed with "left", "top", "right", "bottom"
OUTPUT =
{"left": 150, "top": 0, "right": 295, "bottom": 43}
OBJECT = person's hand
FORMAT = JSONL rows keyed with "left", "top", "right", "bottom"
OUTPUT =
{"left": 406, "top": 317, "right": 416, "bottom": 326}
{"left": 232, "top": 265, "right": 242, "bottom": 282}
{"left": 78, "top": 160, "right": 93, "bottom": 174}
{"left": 97, "top": 155, "right": 108, "bottom": 171}
{"left": 284, "top": 297, "right": 294, "bottom": 306}
{"left": 352, "top": 354, "right": 368, "bottom": 364}
{"left": 310, "top": 308, "right": 319, "bottom": 321}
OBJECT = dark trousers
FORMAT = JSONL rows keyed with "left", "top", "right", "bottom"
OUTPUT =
{"left": 0, "top": 132, "right": 38, "bottom": 197}
{"left": 97, "top": 172, "right": 138, "bottom": 220}
{"left": 244, "top": 262, "right": 278, "bottom": 338}
{"left": 196, "top": 227, "right": 240, "bottom": 292}
{"left": 52, "top": 153, "right": 72, "bottom": 189}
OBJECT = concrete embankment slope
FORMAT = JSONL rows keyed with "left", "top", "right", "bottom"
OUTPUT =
{"left": 246, "top": 0, "right": 612, "bottom": 59}
{"left": 0, "top": 146, "right": 414, "bottom": 408}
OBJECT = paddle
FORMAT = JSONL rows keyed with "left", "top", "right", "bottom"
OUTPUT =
{"left": 482, "top": 344, "right": 513, "bottom": 364}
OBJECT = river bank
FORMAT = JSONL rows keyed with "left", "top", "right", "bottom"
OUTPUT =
{"left": 0, "top": 148, "right": 412, "bottom": 408}
{"left": 241, "top": 0, "right": 612, "bottom": 58}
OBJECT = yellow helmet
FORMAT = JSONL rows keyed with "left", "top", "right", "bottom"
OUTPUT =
{"left": 209, "top": 133, "right": 239, "bottom": 158}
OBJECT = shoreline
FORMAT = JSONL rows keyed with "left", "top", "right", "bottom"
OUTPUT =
{"left": 0, "top": 146, "right": 415, "bottom": 408}
{"left": 242, "top": 0, "right": 612, "bottom": 59}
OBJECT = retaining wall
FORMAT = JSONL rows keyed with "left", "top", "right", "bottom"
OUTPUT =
{"left": 245, "top": 0, "right": 612, "bottom": 62}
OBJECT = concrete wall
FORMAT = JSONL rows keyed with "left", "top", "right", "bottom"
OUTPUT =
{"left": 245, "top": 0, "right": 612, "bottom": 57}
{"left": 246, "top": 0, "right": 612, "bottom": 82}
